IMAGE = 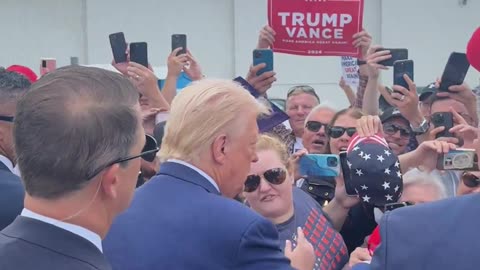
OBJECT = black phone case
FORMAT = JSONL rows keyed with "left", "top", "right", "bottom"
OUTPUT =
{"left": 109, "top": 32, "right": 127, "bottom": 63}
{"left": 339, "top": 152, "right": 356, "bottom": 196}
{"left": 431, "top": 112, "right": 454, "bottom": 138}
{"left": 376, "top": 48, "right": 408, "bottom": 67}
{"left": 393, "top": 60, "right": 414, "bottom": 91}
{"left": 439, "top": 52, "right": 470, "bottom": 91}
{"left": 130, "top": 42, "right": 148, "bottom": 68}
{"left": 171, "top": 34, "right": 187, "bottom": 56}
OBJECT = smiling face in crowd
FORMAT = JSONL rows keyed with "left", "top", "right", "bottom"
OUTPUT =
{"left": 382, "top": 117, "right": 411, "bottom": 156}
{"left": 328, "top": 111, "right": 359, "bottom": 155}
{"left": 302, "top": 108, "right": 336, "bottom": 154}
{"left": 286, "top": 92, "right": 319, "bottom": 138}
{"left": 244, "top": 149, "right": 293, "bottom": 223}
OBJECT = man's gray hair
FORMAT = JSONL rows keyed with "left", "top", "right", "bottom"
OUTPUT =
{"left": 0, "top": 68, "right": 31, "bottom": 111}
{"left": 403, "top": 169, "right": 447, "bottom": 200}
{"left": 14, "top": 66, "right": 141, "bottom": 199}
{"left": 304, "top": 103, "right": 337, "bottom": 125}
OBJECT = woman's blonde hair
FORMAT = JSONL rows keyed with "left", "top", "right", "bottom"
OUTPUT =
{"left": 159, "top": 79, "right": 269, "bottom": 163}
{"left": 257, "top": 134, "right": 290, "bottom": 169}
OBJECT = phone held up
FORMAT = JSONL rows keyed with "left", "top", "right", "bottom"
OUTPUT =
{"left": 431, "top": 112, "right": 454, "bottom": 138}
{"left": 437, "top": 148, "right": 478, "bottom": 171}
{"left": 393, "top": 60, "right": 414, "bottom": 91}
{"left": 252, "top": 49, "right": 274, "bottom": 76}
{"left": 339, "top": 151, "right": 357, "bottom": 196}
{"left": 172, "top": 34, "right": 187, "bottom": 56}
{"left": 298, "top": 154, "right": 340, "bottom": 179}
{"left": 439, "top": 52, "right": 470, "bottom": 92}
{"left": 109, "top": 32, "right": 127, "bottom": 63}
{"left": 40, "top": 58, "right": 56, "bottom": 76}
{"left": 375, "top": 48, "right": 408, "bottom": 67}
{"left": 129, "top": 42, "right": 148, "bottom": 68}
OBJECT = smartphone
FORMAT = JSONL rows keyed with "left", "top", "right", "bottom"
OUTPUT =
{"left": 437, "top": 148, "right": 478, "bottom": 171}
{"left": 439, "top": 52, "right": 470, "bottom": 91}
{"left": 431, "top": 112, "right": 454, "bottom": 138}
{"left": 384, "top": 201, "right": 413, "bottom": 212}
{"left": 375, "top": 48, "right": 408, "bottom": 67}
{"left": 393, "top": 60, "right": 414, "bottom": 90}
{"left": 253, "top": 49, "right": 274, "bottom": 76}
{"left": 40, "top": 58, "right": 56, "bottom": 76}
{"left": 299, "top": 154, "right": 340, "bottom": 178}
{"left": 109, "top": 32, "right": 127, "bottom": 63}
{"left": 339, "top": 151, "right": 357, "bottom": 196}
{"left": 172, "top": 34, "right": 187, "bottom": 56}
{"left": 130, "top": 42, "right": 148, "bottom": 67}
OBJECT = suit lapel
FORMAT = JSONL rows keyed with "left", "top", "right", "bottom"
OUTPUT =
{"left": 2, "top": 216, "right": 111, "bottom": 269}
{"left": 158, "top": 161, "right": 221, "bottom": 195}
{"left": 0, "top": 161, "right": 10, "bottom": 172}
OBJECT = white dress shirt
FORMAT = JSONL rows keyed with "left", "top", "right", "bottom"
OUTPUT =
{"left": 168, "top": 159, "right": 220, "bottom": 192}
{"left": 0, "top": 154, "right": 14, "bottom": 172}
{"left": 21, "top": 208, "right": 103, "bottom": 252}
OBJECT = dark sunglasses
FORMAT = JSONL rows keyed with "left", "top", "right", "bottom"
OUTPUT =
{"left": 327, "top": 126, "right": 357, "bottom": 139}
{"left": 0, "top": 116, "right": 14, "bottom": 123}
{"left": 305, "top": 121, "right": 327, "bottom": 132}
{"left": 244, "top": 168, "right": 287, "bottom": 193}
{"left": 462, "top": 172, "right": 480, "bottom": 188}
{"left": 86, "top": 134, "right": 160, "bottom": 180}
{"left": 383, "top": 123, "right": 411, "bottom": 138}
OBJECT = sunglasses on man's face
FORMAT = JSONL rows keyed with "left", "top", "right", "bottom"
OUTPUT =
{"left": 244, "top": 168, "right": 287, "bottom": 193}
{"left": 0, "top": 116, "right": 14, "bottom": 123}
{"left": 305, "top": 121, "right": 328, "bottom": 133}
{"left": 462, "top": 172, "right": 480, "bottom": 188}
{"left": 383, "top": 123, "right": 411, "bottom": 138}
{"left": 86, "top": 134, "right": 160, "bottom": 180}
{"left": 328, "top": 126, "right": 357, "bottom": 139}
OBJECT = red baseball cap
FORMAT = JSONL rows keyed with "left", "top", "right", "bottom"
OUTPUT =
{"left": 6, "top": 65, "right": 38, "bottom": 83}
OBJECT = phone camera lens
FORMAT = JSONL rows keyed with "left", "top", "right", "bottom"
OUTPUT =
{"left": 327, "top": 157, "right": 338, "bottom": 167}
{"left": 255, "top": 51, "right": 262, "bottom": 58}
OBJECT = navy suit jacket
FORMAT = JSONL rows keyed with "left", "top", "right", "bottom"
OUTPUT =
{"left": 370, "top": 193, "right": 480, "bottom": 270}
{"left": 0, "top": 216, "right": 111, "bottom": 270}
{"left": 104, "top": 161, "right": 293, "bottom": 270}
{"left": 0, "top": 161, "right": 24, "bottom": 230}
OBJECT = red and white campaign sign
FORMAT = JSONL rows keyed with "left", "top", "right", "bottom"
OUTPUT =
{"left": 268, "top": 0, "right": 364, "bottom": 57}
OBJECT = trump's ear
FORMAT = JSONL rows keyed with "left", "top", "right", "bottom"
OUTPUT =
{"left": 212, "top": 134, "right": 228, "bottom": 165}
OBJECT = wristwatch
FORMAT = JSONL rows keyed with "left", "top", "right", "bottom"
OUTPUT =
{"left": 410, "top": 118, "right": 430, "bottom": 135}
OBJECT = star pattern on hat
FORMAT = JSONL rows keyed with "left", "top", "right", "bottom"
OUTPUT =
{"left": 377, "top": 155, "right": 385, "bottom": 162}
{"left": 384, "top": 168, "right": 391, "bottom": 175}
{"left": 396, "top": 171, "right": 402, "bottom": 178}
{"left": 353, "top": 146, "right": 360, "bottom": 151}
{"left": 363, "top": 154, "right": 371, "bottom": 161}
{"left": 385, "top": 194, "right": 393, "bottom": 201}
{"left": 362, "top": 195, "right": 371, "bottom": 203}
{"left": 359, "top": 151, "right": 364, "bottom": 158}
{"left": 356, "top": 169, "right": 363, "bottom": 176}
{"left": 384, "top": 150, "right": 391, "bottom": 156}
{"left": 395, "top": 161, "right": 400, "bottom": 168}
{"left": 382, "top": 181, "right": 390, "bottom": 190}
{"left": 394, "top": 185, "right": 400, "bottom": 192}
{"left": 347, "top": 160, "right": 352, "bottom": 169}
{"left": 361, "top": 185, "right": 368, "bottom": 190}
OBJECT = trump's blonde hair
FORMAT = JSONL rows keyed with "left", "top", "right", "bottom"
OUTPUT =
{"left": 159, "top": 79, "right": 269, "bottom": 163}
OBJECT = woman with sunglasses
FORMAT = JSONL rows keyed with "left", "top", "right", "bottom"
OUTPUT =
{"left": 326, "top": 108, "right": 364, "bottom": 154}
{"left": 457, "top": 171, "right": 480, "bottom": 196}
{"left": 244, "top": 134, "right": 349, "bottom": 270}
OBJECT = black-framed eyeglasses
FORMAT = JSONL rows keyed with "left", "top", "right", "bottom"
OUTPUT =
{"left": 85, "top": 134, "right": 159, "bottom": 180}
{"left": 327, "top": 126, "right": 357, "bottom": 139}
{"left": 305, "top": 121, "right": 328, "bottom": 133}
{"left": 0, "top": 115, "right": 14, "bottom": 123}
{"left": 462, "top": 171, "right": 480, "bottom": 188}
{"left": 244, "top": 168, "right": 287, "bottom": 193}
{"left": 383, "top": 123, "right": 411, "bottom": 138}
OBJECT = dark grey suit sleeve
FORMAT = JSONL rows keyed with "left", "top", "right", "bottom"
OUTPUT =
{"left": 369, "top": 212, "right": 390, "bottom": 270}
{"left": 235, "top": 217, "right": 294, "bottom": 270}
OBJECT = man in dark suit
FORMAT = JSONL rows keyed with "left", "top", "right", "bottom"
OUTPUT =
{"left": 104, "top": 79, "right": 315, "bottom": 270}
{"left": 0, "top": 66, "right": 153, "bottom": 270}
{"left": 0, "top": 68, "right": 30, "bottom": 230}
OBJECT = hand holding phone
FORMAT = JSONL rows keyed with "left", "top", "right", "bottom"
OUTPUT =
{"left": 298, "top": 154, "right": 340, "bottom": 178}
{"left": 339, "top": 152, "right": 356, "bottom": 196}
{"left": 172, "top": 34, "right": 187, "bottom": 56}
{"left": 439, "top": 52, "right": 470, "bottom": 91}
{"left": 109, "top": 32, "right": 127, "bottom": 63}
{"left": 431, "top": 112, "right": 454, "bottom": 138}
{"left": 40, "top": 58, "right": 56, "bottom": 76}
{"left": 393, "top": 60, "right": 414, "bottom": 91}
{"left": 375, "top": 48, "right": 408, "bottom": 67}
{"left": 253, "top": 49, "right": 274, "bottom": 76}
